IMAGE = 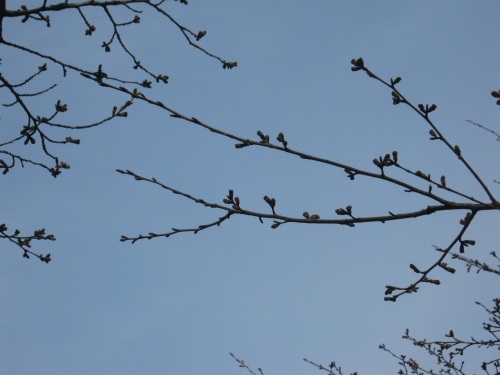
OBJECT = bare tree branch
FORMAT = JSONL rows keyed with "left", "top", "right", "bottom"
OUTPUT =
{"left": 0, "top": 224, "right": 54, "bottom": 262}
{"left": 303, "top": 358, "right": 357, "bottom": 375}
{"left": 466, "top": 120, "right": 500, "bottom": 142}
{"left": 452, "top": 251, "right": 500, "bottom": 276}
{"left": 0, "top": 0, "right": 236, "bottom": 261}
{"left": 100, "top": 59, "right": 499, "bottom": 301}
{"left": 386, "top": 297, "right": 500, "bottom": 374}
{"left": 350, "top": 58, "right": 497, "bottom": 205}
{"left": 230, "top": 353, "right": 265, "bottom": 375}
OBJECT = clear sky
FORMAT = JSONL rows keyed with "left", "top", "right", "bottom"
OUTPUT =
{"left": 1, "top": 1, "right": 499, "bottom": 374}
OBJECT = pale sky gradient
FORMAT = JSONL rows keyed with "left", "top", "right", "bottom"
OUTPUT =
{"left": 1, "top": 1, "right": 499, "bottom": 374}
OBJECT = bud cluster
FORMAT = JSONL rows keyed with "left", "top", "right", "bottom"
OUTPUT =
{"left": 223, "top": 190, "right": 241, "bottom": 211}
{"left": 418, "top": 103, "right": 437, "bottom": 116}
{"left": 263, "top": 196, "right": 276, "bottom": 214}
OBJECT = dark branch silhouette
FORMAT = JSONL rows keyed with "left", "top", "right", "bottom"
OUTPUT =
{"left": 103, "top": 58, "right": 499, "bottom": 301}
{"left": 0, "top": 223, "right": 54, "bottom": 262}
{"left": 0, "top": 0, "right": 236, "bottom": 260}
{"left": 2, "top": 3, "right": 498, "bottom": 373}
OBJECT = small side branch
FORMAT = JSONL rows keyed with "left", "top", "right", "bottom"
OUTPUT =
{"left": 0, "top": 224, "right": 55, "bottom": 263}
{"left": 384, "top": 211, "right": 478, "bottom": 301}
{"left": 452, "top": 251, "right": 500, "bottom": 276}
{"left": 303, "top": 358, "right": 357, "bottom": 375}
{"left": 120, "top": 212, "right": 233, "bottom": 243}
{"left": 229, "top": 353, "right": 265, "bottom": 375}
{"left": 466, "top": 120, "right": 500, "bottom": 142}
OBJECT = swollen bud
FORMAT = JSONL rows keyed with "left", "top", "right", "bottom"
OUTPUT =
{"left": 196, "top": 30, "right": 207, "bottom": 41}
{"left": 392, "top": 150, "right": 398, "bottom": 163}
{"left": 392, "top": 77, "right": 401, "bottom": 85}
{"left": 410, "top": 264, "right": 420, "bottom": 273}
{"left": 440, "top": 175, "right": 446, "bottom": 187}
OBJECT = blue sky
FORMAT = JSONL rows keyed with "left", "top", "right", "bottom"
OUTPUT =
{"left": 1, "top": 1, "right": 499, "bottom": 374}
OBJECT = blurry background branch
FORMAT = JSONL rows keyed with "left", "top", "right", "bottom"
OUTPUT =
{"left": 379, "top": 296, "right": 500, "bottom": 374}
{"left": 466, "top": 120, "right": 500, "bottom": 142}
{"left": 237, "top": 295, "right": 499, "bottom": 374}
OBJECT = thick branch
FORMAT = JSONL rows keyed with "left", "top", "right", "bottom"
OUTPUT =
{"left": 94, "top": 79, "right": 493, "bottom": 210}
{"left": 117, "top": 169, "right": 496, "bottom": 242}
